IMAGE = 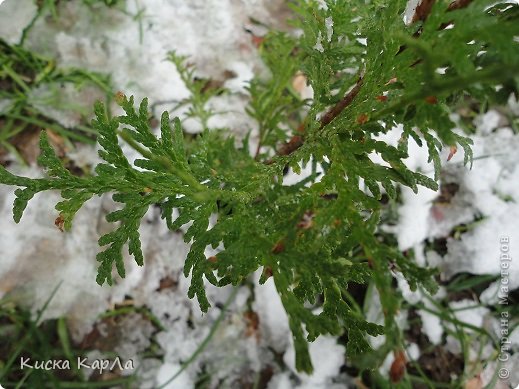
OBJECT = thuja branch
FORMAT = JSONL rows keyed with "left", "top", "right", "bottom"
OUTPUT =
{"left": 367, "top": 65, "right": 518, "bottom": 126}
{"left": 320, "top": 75, "right": 365, "bottom": 128}
{"left": 0, "top": 0, "right": 517, "bottom": 375}
{"left": 117, "top": 127, "right": 208, "bottom": 194}
{"left": 271, "top": 0, "right": 482, "bottom": 162}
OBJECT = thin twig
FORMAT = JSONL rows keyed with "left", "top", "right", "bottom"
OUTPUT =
{"left": 277, "top": 134, "right": 305, "bottom": 157}
{"left": 269, "top": 0, "right": 474, "bottom": 164}
{"left": 399, "top": 0, "right": 475, "bottom": 60}
{"left": 411, "top": 0, "right": 436, "bottom": 23}
{"left": 319, "top": 76, "right": 364, "bottom": 128}
{"left": 447, "top": 0, "right": 474, "bottom": 11}
{"left": 410, "top": 0, "right": 474, "bottom": 24}
{"left": 272, "top": 74, "right": 364, "bottom": 160}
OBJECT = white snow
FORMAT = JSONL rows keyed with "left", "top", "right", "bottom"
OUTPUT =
{"left": 267, "top": 372, "right": 292, "bottom": 389}
{"left": 0, "top": 98, "right": 13, "bottom": 115}
{"left": 253, "top": 274, "right": 290, "bottom": 353}
{"left": 313, "top": 31, "right": 324, "bottom": 53}
{"left": 406, "top": 342, "right": 420, "bottom": 361}
{"left": 325, "top": 16, "right": 333, "bottom": 42}
{"left": 475, "top": 110, "right": 502, "bottom": 135}
{"left": 282, "top": 159, "right": 324, "bottom": 187}
{"left": 155, "top": 362, "right": 194, "bottom": 389}
{"left": 0, "top": 0, "right": 37, "bottom": 43}
{"left": 419, "top": 307, "right": 443, "bottom": 345}
{"left": 439, "top": 128, "right": 519, "bottom": 289}
{"left": 390, "top": 109, "right": 519, "bottom": 289}
{"left": 404, "top": 0, "right": 421, "bottom": 24}
{"left": 315, "top": 0, "right": 328, "bottom": 11}
{"left": 449, "top": 299, "right": 490, "bottom": 330}
{"left": 284, "top": 335, "right": 345, "bottom": 389}
{"left": 396, "top": 185, "right": 438, "bottom": 251}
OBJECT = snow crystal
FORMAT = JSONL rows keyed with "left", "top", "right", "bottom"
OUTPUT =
{"left": 475, "top": 110, "right": 502, "bottom": 135}
{"left": 115, "top": 312, "right": 155, "bottom": 360}
{"left": 27, "top": 82, "right": 105, "bottom": 129}
{"left": 479, "top": 281, "right": 500, "bottom": 305}
{"left": 253, "top": 274, "right": 290, "bottom": 352}
{"left": 419, "top": 307, "right": 443, "bottom": 345}
{"left": 314, "top": 31, "right": 324, "bottom": 53}
{"left": 390, "top": 107, "right": 519, "bottom": 298}
{"left": 223, "top": 61, "right": 255, "bottom": 94}
{"left": 0, "top": 98, "right": 13, "bottom": 114}
{"left": 155, "top": 362, "right": 194, "bottom": 389}
{"left": 397, "top": 185, "right": 438, "bottom": 251}
{"left": 0, "top": 167, "right": 111, "bottom": 330}
{"left": 0, "top": 0, "right": 37, "bottom": 44}
{"left": 206, "top": 93, "right": 252, "bottom": 139}
{"left": 325, "top": 16, "right": 333, "bottom": 42}
{"left": 404, "top": 0, "right": 421, "bottom": 24}
{"left": 284, "top": 335, "right": 345, "bottom": 389}
{"left": 315, "top": 0, "right": 328, "bottom": 11}
{"left": 439, "top": 131, "right": 519, "bottom": 286}
{"left": 418, "top": 288, "right": 447, "bottom": 345}
{"left": 407, "top": 342, "right": 420, "bottom": 360}
{"left": 0, "top": 0, "right": 290, "bottom": 332}
{"left": 509, "top": 93, "right": 519, "bottom": 116}
{"left": 267, "top": 372, "right": 292, "bottom": 389}
{"left": 282, "top": 160, "right": 324, "bottom": 187}
{"left": 449, "top": 299, "right": 490, "bottom": 329}
{"left": 395, "top": 271, "right": 422, "bottom": 304}
{"left": 480, "top": 360, "right": 514, "bottom": 389}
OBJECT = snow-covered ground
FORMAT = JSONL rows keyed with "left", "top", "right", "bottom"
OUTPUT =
{"left": 1, "top": 1, "right": 518, "bottom": 388}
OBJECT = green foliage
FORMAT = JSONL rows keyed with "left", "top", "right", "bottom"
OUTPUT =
{"left": 1, "top": 0, "right": 518, "bottom": 374}
{"left": 167, "top": 51, "right": 223, "bottom": 130}
{"left": 245, "top": 32, "right": 306, "bottom": 156}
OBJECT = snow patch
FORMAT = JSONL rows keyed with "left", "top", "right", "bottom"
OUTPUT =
{"left": 253, "top": 274, "right": 290, "bottom": 352}
{"left": 284, "top": 335, "right": 345, "bottom": 388}
{"left": 155, "top": 362, "right": 194, "bottom": 389}
{"left": 0, "top": 0, "right": 37, "bottom": 44}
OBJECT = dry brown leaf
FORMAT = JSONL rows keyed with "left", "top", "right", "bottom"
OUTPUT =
{"left": 447, "top": 145, "right": 457, "bottom": 161}
{"left": 464, "top": 375, "right": 483, "bottom": 389}
{"left": 292, "top": 71, "right": 308, "bottom": 96}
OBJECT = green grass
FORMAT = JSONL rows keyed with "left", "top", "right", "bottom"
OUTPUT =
{"left": 0, "top": 285, "right": 140, "bottom": 389}
{"left": 340, "top": 197, "right": 517, "bottom": 388}
{"left": 0, "top": 38, "right": 112, "bottom": 165}
{"left": 0, "top": 285, "right": 243, "bottom": 389}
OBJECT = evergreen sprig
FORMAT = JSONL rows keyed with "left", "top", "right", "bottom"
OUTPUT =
{"left": 1, "top": 0, "right": 518, "bottom": 373}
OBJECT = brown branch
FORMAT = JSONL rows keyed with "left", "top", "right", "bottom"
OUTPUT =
{"left": 411, "top": 0, "right": 436, "bottom": 23}
{"left": 319, "top": 77, "right": 364, "bottom": 128}
{"left": 277, "top": 134, "right": 305, "bottom": 157}
{"left": 273, "top": 75, "right": 364, "bottom": 159}
{"left": 267, "top": 0, "right": 474, "bottom": 164}
{"left": 410, "top": 0, "right": 474, "bottom": 24}
{"left": 399, "top": 0, "right": 475, "bottom": 57}
{"left": 447, "top": 0, "right": 474, "bottom": 11}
